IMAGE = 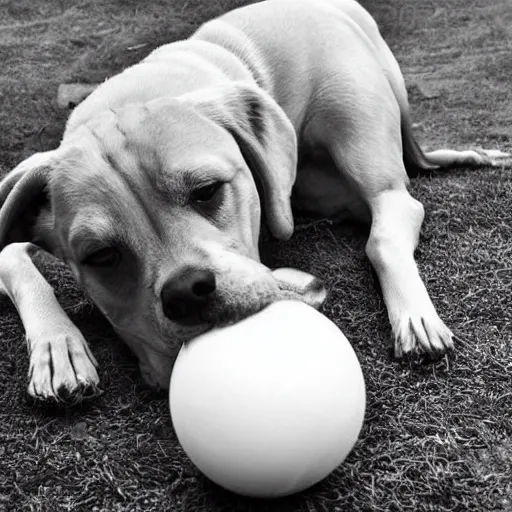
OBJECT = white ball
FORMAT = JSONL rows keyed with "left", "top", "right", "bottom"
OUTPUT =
{"left": 169, "top": 300, "right": 365, "bottom": 498}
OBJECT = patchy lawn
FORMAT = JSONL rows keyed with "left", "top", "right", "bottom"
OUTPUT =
{"left": 0, "top": 0, "right": 511, "bottom": 510}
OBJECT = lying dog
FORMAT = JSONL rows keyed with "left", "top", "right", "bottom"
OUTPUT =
{"left": 0, "top": 0, "right": 507, "bottom": 403}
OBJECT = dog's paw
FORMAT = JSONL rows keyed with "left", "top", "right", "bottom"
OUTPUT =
{"left": 272, "top": 268, "right": 327, "bottom": 309}
{"left": 463, "top": 149, "right": 511, "bottom": 167}
{"left": 27, "top": 329, "right": 101, "bottom": 405}
{"left": 272, "top": 267, "right": 327, "bottom": 310}
{"left": 392, "top": 312, "right": 454, "bottom": 359}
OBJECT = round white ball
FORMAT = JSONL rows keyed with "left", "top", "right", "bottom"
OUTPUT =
{"left": 169, "top": 300, "right": 365, "bottom": 498}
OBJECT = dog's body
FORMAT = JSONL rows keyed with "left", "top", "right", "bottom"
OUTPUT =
{"left": 0, "top": 0, "right": 507, "bottom": 402}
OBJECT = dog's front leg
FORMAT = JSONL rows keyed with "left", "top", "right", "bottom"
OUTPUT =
{"left": 365, "top": 189, "right": 453, "bottom": 358}
{"left": 0, "top": 242, "right": 100, "bottom": 403}
{"left": 318, "top": 54, "right": 455, "bottom": 358}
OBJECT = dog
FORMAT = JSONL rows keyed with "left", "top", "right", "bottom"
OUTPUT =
{"left": 0, "top": 0, "right": 507, "bottom": 403}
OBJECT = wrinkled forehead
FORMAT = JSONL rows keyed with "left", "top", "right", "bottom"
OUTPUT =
{"left": 49, "top": 143, "right": 141, "bottom": 249}
{"left": 56, "top": 102, "right": 242, "bottom": 200}
{"left": 50, "top": 128, "right": 136, "bottom": 215}
{"left": 118, "top": 101, "right": 232, "bottom": 158}
{"left": 118, "top": 99, "right": 241, "bottom": 169}
{"left": 48, "top": 102, "right": 244, "bottom": 243}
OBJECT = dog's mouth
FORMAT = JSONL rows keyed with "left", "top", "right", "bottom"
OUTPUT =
{"left": 170, "top": 270, "right": 324, "bottom": 332}
{"left": 178, "top": 297, "right": 273, "bottom": 329}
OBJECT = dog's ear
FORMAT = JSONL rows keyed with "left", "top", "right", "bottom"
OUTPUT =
{"left": 182, "top": 83, "right": 298, "bottom": 240}
{"left": 0, "top": 150, "right": 56, "bottom": 249}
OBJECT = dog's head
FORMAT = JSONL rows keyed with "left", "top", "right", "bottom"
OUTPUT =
{"left": 0, "top": 83, "right": 325, "bottom": 387}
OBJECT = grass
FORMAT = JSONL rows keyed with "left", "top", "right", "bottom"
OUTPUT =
{"left": 0, "top": 0, "right": 511, "bottom": 510}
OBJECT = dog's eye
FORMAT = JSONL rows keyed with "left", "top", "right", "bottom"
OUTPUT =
{"left": 191, "top": 182, "right": 223, "bottom": 203}
{"left": 82, "top": 247, "right": 121, "bottom": 267}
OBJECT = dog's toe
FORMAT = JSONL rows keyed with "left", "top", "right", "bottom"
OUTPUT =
{"left": 27, "top": 348, "right": 56, "bottom": 402}
{"left": 393, "top": 313, "right": 453, "bottom": 359}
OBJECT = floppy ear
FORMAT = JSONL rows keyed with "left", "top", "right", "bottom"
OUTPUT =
{"left": 181, "top": 83, "right": 298, "bottom": 240}
{"left": 0, "top": 150, "right": 56, "bottom": 249}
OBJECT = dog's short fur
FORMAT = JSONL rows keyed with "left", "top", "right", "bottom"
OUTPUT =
{"left": 0, "top": 0, "right": 507, "bottom": 402}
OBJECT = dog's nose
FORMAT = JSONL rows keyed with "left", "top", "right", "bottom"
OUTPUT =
{"left": 161, "top": 267, "right": 216, "bottom": 323}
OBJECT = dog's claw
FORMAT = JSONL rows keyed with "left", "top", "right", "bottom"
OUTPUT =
{"left": 29, "top": 382, "right": 102, "bottom": 407}
{"left": 393, "top": 314, "right": 454, "bottom": 359}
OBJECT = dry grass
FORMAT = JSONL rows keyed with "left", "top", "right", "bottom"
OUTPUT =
{"left": 0, "top": 0, "right": 511, "bottom": 510}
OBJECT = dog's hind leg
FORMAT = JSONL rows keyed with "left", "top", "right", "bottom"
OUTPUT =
{"left": 401, "top": 115, "right": 511, "bottom": 172}
{"left": 0, "top": 242, "right": 100, "bottom": 404}
{"left": 424, "top": 148, "right": 510, "bottom": 168}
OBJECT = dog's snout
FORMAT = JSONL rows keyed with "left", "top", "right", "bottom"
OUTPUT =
{"left": 161, "top": 266, "right": 216, "bottom": 323}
